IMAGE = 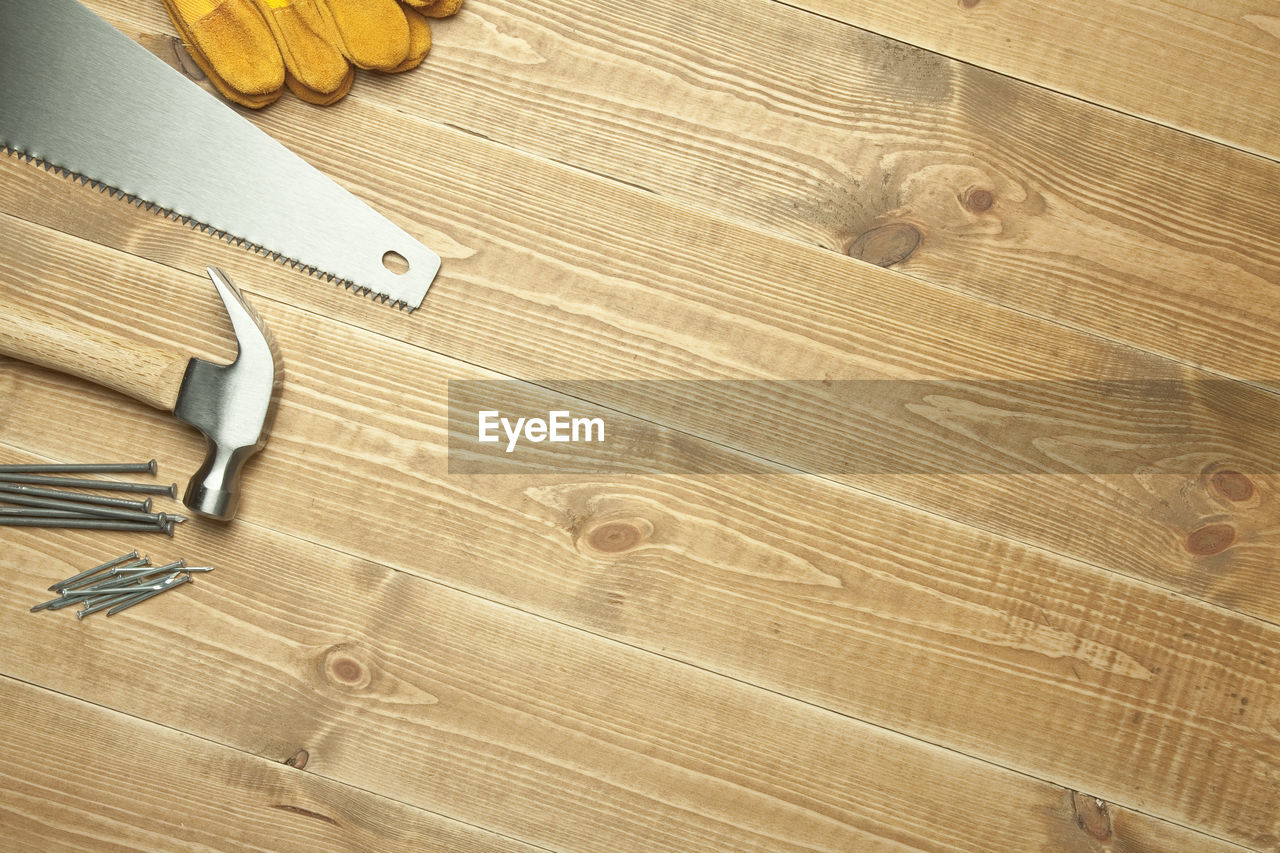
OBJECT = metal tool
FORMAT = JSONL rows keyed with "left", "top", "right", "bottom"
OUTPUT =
{"left": 0, "top": 268, "right": 282, "bottom": 521}
{"left": 0, "top": 0, "right": 441, "bottom": 311}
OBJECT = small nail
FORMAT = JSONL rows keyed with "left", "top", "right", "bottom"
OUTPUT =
{"left": 122, "top": 559, "right": 185, "bottom": 579}
{"left": 60, "top": 583, "right": 169, "bottom": 596}
{"left": 50, "top": 550, "right": 139, "bottom": 591}
{"left": 106, "top": 575, "right": 191, "bottom": 616}
{"left": 61, "top": 559, "right": 152, "bottom": 592}
{"left": 78, "top": 593, "right": 141, "bottom": 618}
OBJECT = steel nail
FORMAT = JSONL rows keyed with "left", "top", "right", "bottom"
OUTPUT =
{"left": 115, "top": 559, "right": 185, "bottom": 580}
{"left": 0, "top": 492, "right": 164, "bottom": 523}
{"left": 49, "top": 550, "right": 140, "bottom": 591}
{"left": 60, "top": 583, "right": 169, "bottom": 596}
{"left": 81, "top": 572, "right": 186, "bottom": 613}
{"left": 77, "top": 592, "right": 144, "bottom": 618}
{"left": 32, "top": 592, "right": 93, "bottom": 611}
{"left": 106, "top": 574, "right": 191, "bottom": 616}
{"left": 0, "top": 482, "right": 151, "bottom": 512}
{"left": 0, "top": 474, "right": 177, "bottom": 496}
{"left": 0, "top": 517, "right": 172, "bottom": 533}
{"left": 2, "top": 508, "right": 108, "bottom": 519}
{"left": 30, "top": 595, "right": 69, "bottom": 612}
{"left": 61, "top": 559, "right": 153, "bottom": 592}
{"left": 98, "top": 560, "right": 185, "bottom": 588}
{"left": 0, "top": 460, "right": 157, "bottom": 475}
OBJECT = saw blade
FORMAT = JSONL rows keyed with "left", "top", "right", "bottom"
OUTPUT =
{"left": 0, "top": 0, "right": 440, "bottom": 311}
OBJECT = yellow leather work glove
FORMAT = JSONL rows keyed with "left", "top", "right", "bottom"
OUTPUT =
{"left": 161, "top": 0, "right": 462, "bottom": 108}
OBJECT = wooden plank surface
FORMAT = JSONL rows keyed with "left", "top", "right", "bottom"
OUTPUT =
{"left": 213, "top": 0, "right": 1280, "bottom": 386}
{"left": 0, "top": 482, "right": 1256, "bottom": 853}
{"left": 795, "top": 0, "right": 1280, "bottom": 162}
{"left": 1, "top": 215, "right": 1278, "bottom": 848}
{"left": 0, "top": 677, "right": 538, "bottom": 852}
{"left": 5, "top": 91, "right": 1279, "bottom": 635}
{"left": 2, "top": 0, "right": 1279, "bottom": 850}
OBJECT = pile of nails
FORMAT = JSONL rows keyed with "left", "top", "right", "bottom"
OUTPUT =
{"left": 0, "top": 460, "right": 184, "bottom": 536}
{"left": 31, "top": 550, "right": 211, "bottom": 619}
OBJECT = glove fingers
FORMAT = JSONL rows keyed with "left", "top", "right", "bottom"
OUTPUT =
{"left": 285, "top": 66, "right": 355, "bottom": 105}
{"left": 252, "top": 0, "right": 352, "bottom": 96}
{"left": 401, "top": 0, "right": 463, "bottom": 16}
{"left": 386, "top": 4, "right": 432, "bottom": 74}
{"left": 161, "top": 0, "right": 284, "bottom": 104}
{"left": 313, "top": 0, "right": 411, "bottom": 71}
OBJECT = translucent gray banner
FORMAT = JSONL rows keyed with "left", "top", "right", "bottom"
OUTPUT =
{"left": 447, "top": 379, "right": 1278, "bottom": 475}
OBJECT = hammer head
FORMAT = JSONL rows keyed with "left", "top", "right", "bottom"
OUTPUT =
{"left": 173, "top": 267, "right": 283, "bottom": 521}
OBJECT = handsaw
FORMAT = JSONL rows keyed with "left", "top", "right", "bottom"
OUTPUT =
{"left": 0, "top": 0, "right": 440, "bottom": 312}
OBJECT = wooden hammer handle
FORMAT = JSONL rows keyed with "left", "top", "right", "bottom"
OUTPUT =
{"left": 0, "top": 300, "right": 190, "bottom": 412}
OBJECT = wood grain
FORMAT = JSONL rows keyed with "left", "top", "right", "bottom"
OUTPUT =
{"left": 0, "top": 509, "right": 1256, "bottom": 852}
{"left": 0, "top": 299, "right": 188, "bottom": 413}
{"left": 794, "top": 0, "right": 1280, "bottom": 161}
{"left": 0, "top": 677, "right": 537, "bottom": 852}
{"left": 4, "top": 92, "right": 1278, "bottom": 633}
{"left": 4, "top": 2, "right": 1278, "bottom": 849}
{"left": 145, "top": 0, "right": 1280, "bottom": 387}
{"left": 0, "top": 223, "right": 1276, "bottom": 848}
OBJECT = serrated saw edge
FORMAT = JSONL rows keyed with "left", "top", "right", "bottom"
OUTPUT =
{"left": 3, "top": 144, "right": 415, "bottom": 311}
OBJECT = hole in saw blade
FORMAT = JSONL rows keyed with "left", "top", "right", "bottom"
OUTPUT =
{"left": 381, "top": 250, "right": 410, "bottom": 275}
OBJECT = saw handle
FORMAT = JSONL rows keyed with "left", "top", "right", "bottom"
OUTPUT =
{"left": 0, "top": 300, "right": 190, "bottom": 412}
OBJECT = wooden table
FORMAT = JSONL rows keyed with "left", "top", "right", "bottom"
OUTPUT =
{"left": 2, "top": 1, "right": 1278, "bottom": 849}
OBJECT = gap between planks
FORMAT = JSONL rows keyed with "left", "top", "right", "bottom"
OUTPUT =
{"left": 3, "top": 153, "right": 1278, "bottom": 632}
{"left": 0, "top": 520, "right": 1261, "bottom": 853}
{"left": 2, "top": 237, "right": 1278, "bottom": 845}
{"left": 1, "top": 203, "right": 1275, "bottom": 636}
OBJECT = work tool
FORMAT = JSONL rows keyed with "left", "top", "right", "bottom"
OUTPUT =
{"left": 0, "top": 268, "right": 282, "bottom": 521}
{"left": 0, "top": 0, "right": 441, "bottom": 311}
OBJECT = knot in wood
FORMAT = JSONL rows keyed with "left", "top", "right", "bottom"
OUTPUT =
{"left": 963, "top": 187, "right": 995, "bottom": 212}
{"left": 1185, "top": 523, "right": 1236, "bottom": 556}
{"left": 1070, "top": 792, "right": 1113, "bottom": 842}
{"left": 1208, "top": 470, "right": 1254, "bottom": 502}
{"left": 580, "top": 517, "right": 654, "bottom": 555}
{"left": 847, "top": 223, "right": 922, "bottom": 267}
{"left": 320, "top": 643, "right": 374, "bottom": 690}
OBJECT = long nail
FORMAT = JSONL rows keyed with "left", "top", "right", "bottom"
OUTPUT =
{"left": 49, "top": 550, "right": 139, "bottom": 591}
{"left": 0, "top": 492, "right": 156, "bottom": 522}
{"left": 0, "top": 517, "right": 171, "bottom": 533}
{"left": 0, "top": 460, "right": 157, "bottom": 475}
{"left": 0, "top": 483, "right": 151, "bottom": 512}
{"left": 0, "top": 474, "right": 176, "bottom": 497}
{"left": 2, "top": 508, "right": 111, "bottom": 519}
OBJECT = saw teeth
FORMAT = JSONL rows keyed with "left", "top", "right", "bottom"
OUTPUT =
{"left": 4, "top": 145, "right": 419, "bottom": 313}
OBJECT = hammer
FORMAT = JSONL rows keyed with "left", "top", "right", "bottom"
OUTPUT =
{"left": 0, "top": 267, "right": 282, "bottom": 521}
